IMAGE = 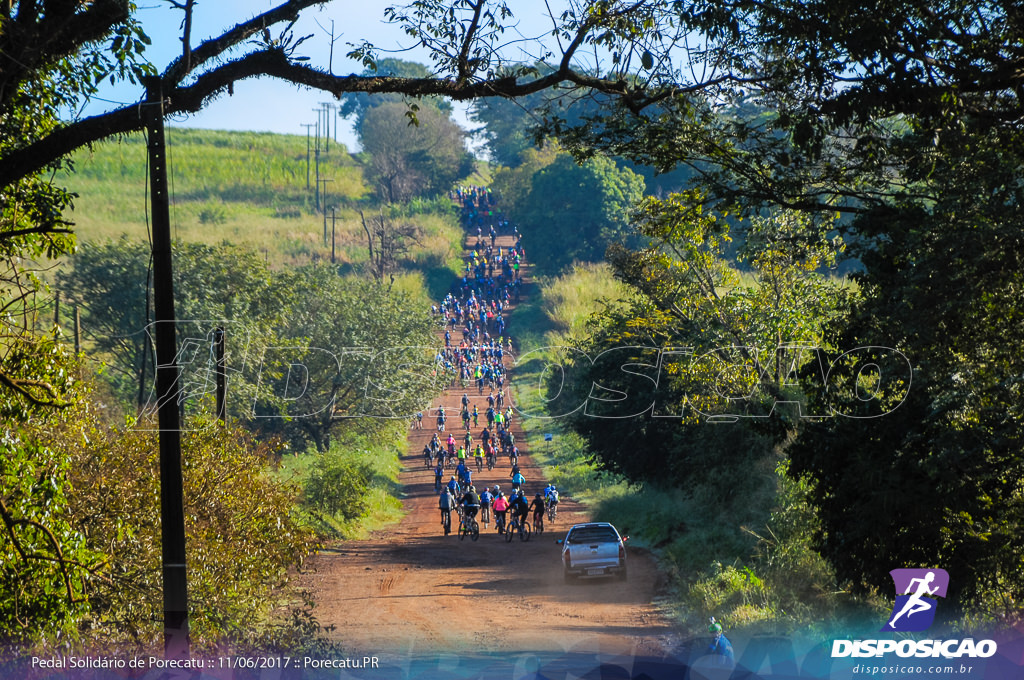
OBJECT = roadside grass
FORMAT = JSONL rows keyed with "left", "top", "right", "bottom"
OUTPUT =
{"left": 507, "top": 262, "right": 634, "bottom": 510}
{"left": 507, "top": 258, "right": 881, "bottom": 638}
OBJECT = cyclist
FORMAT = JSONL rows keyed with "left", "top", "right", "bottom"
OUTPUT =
{"left": 529, "top": 493, "right": 546, "bottom": 529}
{"left": 439, "top": 487, "right": 456, "bottom": 535}
{"left": 447, "top": 475, "right": 461, "bottom": 496}
{"left": 436, "top": 406, "right": 447, "bottom": 431}
{"left": 545, "top": 485, "right": 559, "bottom": 519}
{"left": 510, "top": 489, "right": 530, "bottom": 530}
{"left": 511, "top": 470, "right": 525, "bottom": 492}
{"left": 472, "top": 404, "right": 479, "bottom": 427}
{"left": 460, "top": 485, "right": 481, "bottom": 524}
{"left": 474, "top": 444, "right": 485, "bottom": 471}
{"left": 479, "top": 486, "right": 493, "bottom": 527}
{"left": 433, "top": 462, "right": 444, "bottom": 492}
{"left": 492, "top": 491, "right": 509, "bottom": 534}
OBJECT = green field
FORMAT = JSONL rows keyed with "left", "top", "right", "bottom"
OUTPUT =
{"left": 66, "top": 128, "right": 369, "bottom": 265}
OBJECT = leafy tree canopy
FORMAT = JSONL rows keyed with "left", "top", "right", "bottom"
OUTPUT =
{"left": 359, "top": 101, "right": 475, "bottom": 202}
{"left": 517, "top": 152, "right": 644, "bottom": 273}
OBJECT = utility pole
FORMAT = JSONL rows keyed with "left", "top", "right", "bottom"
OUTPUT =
{"left": 313, "top": 111, "right": 321, "bottom": 154}
{"left": 319, "top": 178, "right": 333, "bottom": 229}
{"left": 73, "top": 306, "right": 81, "bottom": 355}
{"left": 142, "top": 75, "right": 190, "bottom": 661}
{"left": 331, "top": 207, "right": 337, "bottom": 264}
{"left": 214, "top": 327, "right": 226, "bottom": 424}
{"left": 301, "top": 123, "right": 315, "bottom": 189}
{"left": 320, "top": 102, "right": 333, "bottom": 153}
{"left": 314, "top": 147, "right": 321, "bottom": 211}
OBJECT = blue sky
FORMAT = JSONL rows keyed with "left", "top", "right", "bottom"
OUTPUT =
{"left": 87, "top": 1, "right": 566, "bottom": 151}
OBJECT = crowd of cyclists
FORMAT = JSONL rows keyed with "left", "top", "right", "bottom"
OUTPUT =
{"left": 422, "top": 187, "right": 561, "bottom": 542}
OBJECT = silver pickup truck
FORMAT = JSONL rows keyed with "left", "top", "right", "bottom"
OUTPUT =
{"left": 558, "top": 522, "right": 628, "bottom": 582}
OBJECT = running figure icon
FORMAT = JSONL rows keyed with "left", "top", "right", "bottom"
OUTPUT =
{"left": 882, "top": 568, "right": 950, "bottom": 632}
{"left": 887, "top": 572, "right": 938, "bottom": 628}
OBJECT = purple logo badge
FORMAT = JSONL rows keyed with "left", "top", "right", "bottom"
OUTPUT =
{"left": 882, "top": 569, "right": 950, "bottom": 632}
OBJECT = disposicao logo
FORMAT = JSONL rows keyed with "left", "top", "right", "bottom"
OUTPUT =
{"left": 831, "top": 568, "right": 998, "bottom": 659}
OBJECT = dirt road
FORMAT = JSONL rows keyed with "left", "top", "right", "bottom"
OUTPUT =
{"left": 298, "top": 231, "right": 678, "bottom": 662}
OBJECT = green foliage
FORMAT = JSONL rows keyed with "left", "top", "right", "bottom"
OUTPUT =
{"left": 59, "top": 410, "right": 315, "bottom": 650}
{"left": 58, "top": 238, "right": 287, "bottom": 413}
{"left": 0, "top": 399, "right": 317, "bottom": 652}
{"left": 359, "top": 102, "right": 475, "bottom": 203}
{"left": 304, "top": 453, "right": 372, "bottom": 521}
{"left": 197, "top": 203, "right": 227, "bottom": 225}
{"left": 489, "top": 145, "right": 561, "bottom": 218}
{"left": 0, "top": 426, "right": 100, "bottom": 647}
{"left": 257, "top": 267, "right": 445, "bottom": 452}
{"left": 518, "top": 152, "right": 645, "bottom": 273}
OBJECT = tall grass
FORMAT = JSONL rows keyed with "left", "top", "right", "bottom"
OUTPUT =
{"left": 64, "top": 128, "right": 369, "bottom": 263}
{"left": 540, "top": 262, "right": 631, "bottom": 339}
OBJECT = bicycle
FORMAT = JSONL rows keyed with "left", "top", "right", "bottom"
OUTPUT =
{"left": 475, "top": 456, "right": 484, "bottom": 472}
{"left": 480, "top": 504, "right": 491, "bottom": 527}
{"left": 459, "top": 511, "right": 480, "bottom": 541}
{"left": 533, "top": 512, "right": 544, "bottom": 536}
{"left": 487, "top": 452, "right": 496, "bottom": 470}
{"left": 440, "top": 509, "right": 452, "bottom": 536}
{"left": 504, "top": 515, "right": 532, "bottom": 542}
{"left": 495, "top": 512, "right": 507, "bottom": 535}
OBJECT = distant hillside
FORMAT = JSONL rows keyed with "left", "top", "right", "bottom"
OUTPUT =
{"left": 63, "top": 128, "right": 377, "bottom": 266}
